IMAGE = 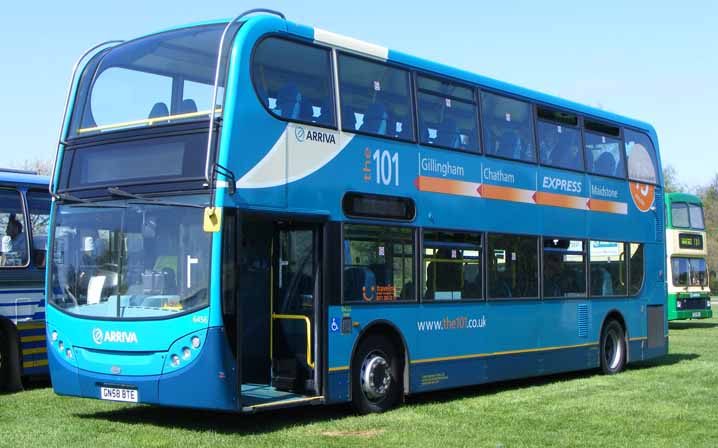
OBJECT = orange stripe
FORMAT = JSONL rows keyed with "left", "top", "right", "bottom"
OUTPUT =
{"left": 479, "top": 184, "right": 535, "bottom": 204}
{"left": 535, "top": 191, "right": 588, "bottom": 210}
{"left": 414, "top": 176, "right": 480, "bottom": 197}
{"left": 588, "top": 198, "right": 628, "bottom": 215}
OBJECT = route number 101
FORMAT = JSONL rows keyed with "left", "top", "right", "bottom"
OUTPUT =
{"left": 373, "top": 150, "right": 399, "bottom": 186}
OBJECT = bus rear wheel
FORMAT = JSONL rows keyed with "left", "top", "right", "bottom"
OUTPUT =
{"left": 600, "top": 320, "right": 626, "bottom": 375}
{"left": 351, "top": 334, "right": 402, "bottom": 414}
{"left": 0, "top": 326, "right": 22, "bottom": 393}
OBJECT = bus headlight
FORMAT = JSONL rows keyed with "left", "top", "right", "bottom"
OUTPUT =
{"left": 171, "top": 355, "right": 180, "bottom": 367}
{"left": 191, "top": 336, "right": 201, "bottom": 349}
{"left": 51, "top": 331, "right": 58, "bottom": 342}
{"left": 676, "top": 301, "right": 682, "bottom": 309}
{"left": 708, "top": 300, "right": 712, "bottom": 308}
{"left": 66, "top": 348, "right": 73, "bottom": 359}
{"left": 58, "top": 341, "right": 64, "bottom": 351}
{"left": 182, "top": 347, "right": 191, "bottom": 360}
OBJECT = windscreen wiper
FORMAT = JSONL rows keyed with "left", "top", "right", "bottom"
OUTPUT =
{"left": 107, "top": 187, "right": 204, "bottom": 209}
{"left": 56, "top": 192, "right": 90, "bottom": 204}
{"left": 57, "top": 192, "right": 127, "bottom": 208}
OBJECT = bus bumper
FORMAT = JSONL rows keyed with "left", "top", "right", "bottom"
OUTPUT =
{"left": 48, "top": 327, "right": 238, "bottom": 410}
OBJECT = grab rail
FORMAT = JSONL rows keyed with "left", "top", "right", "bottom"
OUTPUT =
{"left": 49, "top": 40, "right": 123, "bottom": 198}
{"left": 204, "top": 8, "right": 286, "bottom": 187}
{"left": 272, "top": 313, "right": 314, "bottom": 369}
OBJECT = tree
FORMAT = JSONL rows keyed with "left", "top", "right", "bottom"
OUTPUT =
{"left": 663, "top": 165, "right": 686, "bottom": 194}
{"left": 696, "top": 174, "right": 718, "bottom": 290}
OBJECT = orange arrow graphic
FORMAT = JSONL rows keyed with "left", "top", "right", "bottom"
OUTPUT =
{"left": 478, "top": 184, "right": 536, "bottom": 204}
{"left": 414, "top": 176, "right": 480, "bottom": 197}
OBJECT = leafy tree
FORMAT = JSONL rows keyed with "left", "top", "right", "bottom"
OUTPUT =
{"left": 663, "top": 165, "right": 686, "bottom": 194}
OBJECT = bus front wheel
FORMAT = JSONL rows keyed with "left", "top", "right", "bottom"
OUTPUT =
{"left": 600, "top": 320, "right": 627, "bottom": 375}
{"left": 0, "top": 325, "right": 22, "bottom": 393}
{"left": 351, "top": 334, "right": 402, "bottom": 414}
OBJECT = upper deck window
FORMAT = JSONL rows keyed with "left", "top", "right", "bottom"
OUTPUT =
{"left": 252, "top": 38, "right": 336, "bottom": 127}
{"left": 481, "top": 92, "right": 535, "bottom": 162}
{"left": 584, "top": 120, "right": 625, "bottom": 178}
{"left": 624, "top": 129, "right": 658, "bottom": 185}
{"left": 416, "top": 75, "right": 479, "bottom": 152}
{"left": 338, "top": 54, "right": 414, "bottom": 141}
{"left": 671, "top": 202, "right": 704, "bottom": 230}
{"left": 0, "top": 189, "right": 29, "bottom": 268}
{"left": 69, "top": 24, "right": 225, "bottom": 138}
{"left": 537, "top": 108, "right": 583, "bottom": 171}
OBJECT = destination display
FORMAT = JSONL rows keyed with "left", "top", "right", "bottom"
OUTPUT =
{"left": 678, "top": 233, "right": 703, "bottom": 250}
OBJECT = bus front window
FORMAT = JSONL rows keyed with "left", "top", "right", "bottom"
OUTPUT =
{"left": 672, "top": 257, "right": 708, "bottom": 288}
{"left": 69, "top": 24, "right": 225, "bottom": 137}
{"left": 50, "top": 203, "right": 210, "bottom": 319}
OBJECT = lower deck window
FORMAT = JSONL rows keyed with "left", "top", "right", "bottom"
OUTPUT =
{"left": 343, "top": 224, "right": 414, "bottom": 303}
{"left": 487, "top": 234, "right": 538, "bottom": 299}
{"left": 423, "top": 231, "right": 482, "bottom": 301}
{"left": 543, "top": 238, "right": 586, "bottom": 298}
{"left": 589, "top": 241, "right": 627, "bottom": 296}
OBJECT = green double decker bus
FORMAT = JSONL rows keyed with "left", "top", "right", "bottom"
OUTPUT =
{"left": 665, "top": 192, "right": 712, "bottom": 320}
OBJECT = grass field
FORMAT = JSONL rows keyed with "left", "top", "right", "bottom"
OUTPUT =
{"left": 2, "top": 318, "right": 717, "bottom": 448}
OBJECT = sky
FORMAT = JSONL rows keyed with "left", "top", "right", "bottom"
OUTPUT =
{"left": 1, "top": 1, "right": 716, "bottom": 188}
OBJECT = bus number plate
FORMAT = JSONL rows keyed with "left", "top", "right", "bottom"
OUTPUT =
{"left": 692, "top": 312, "right": 702, "bottom": 318}
{"left": 100, "top": 386, "right": 138, "bottom": 403}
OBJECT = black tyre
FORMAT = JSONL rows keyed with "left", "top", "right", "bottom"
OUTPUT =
{"left": 600, "top": 319, "right": 627, "bottom": 375}
{"left": 351, "top": 334, "right": 402, "bottom": 414}
{"left": 0, "top": 325, "right": 23, "bottom": 393}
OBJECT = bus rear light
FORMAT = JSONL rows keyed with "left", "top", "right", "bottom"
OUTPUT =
{"left": 171, "top": 355, "right": 180, "bottom": 367}
{"left": 191, "top": 336, "right": 200, "bottom": 349}
{"left": 51, "top": 331, "right": 58, "bottom": 342}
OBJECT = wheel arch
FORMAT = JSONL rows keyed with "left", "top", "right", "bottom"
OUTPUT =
{"left": 348, "top": 319, "right": 410, "bottom": 397}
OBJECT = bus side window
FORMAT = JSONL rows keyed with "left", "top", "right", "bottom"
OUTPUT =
{"left": 584, "top": 121, "right": 624, "bottom": 178}
{"left": 423, "top": 231, "right": 482, "bottom": 301}
{"left": 536, "top": 108, "right": 582, "bottom": 171}
{"left": 624, "top": 129, "right": 658, "bottom": 185}
{"left": 26, "top": 190, "right": 51, "bottom": 269}
{"left": 342, "top": 224, "right": 414, "bottom": 303}
{"left": 252, "top": 37, "right": 336, "bottom": 127}
{"left": 416, "top": 75, "right": 479, "bottom": 153}
{"left": 338, "top": 53, "right": 414, "bottom": 141}
{"left": 481, "top": 92, "right": 535, "bottom": 162}
{"left": 589, "top": 241, "right": 627, "bottom": 296}
{"left": 0, "top": 189, "right": 29, "bottom": 268}
{"left": 487, "top": 233, "right": 538, "bottom": 299}
{"left": 629, "top": 243, "right": 644, "bottom": 295}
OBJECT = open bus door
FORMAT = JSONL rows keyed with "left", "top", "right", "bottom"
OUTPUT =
{"left": 224, "top": 213, "right": 322, "bottom": 412}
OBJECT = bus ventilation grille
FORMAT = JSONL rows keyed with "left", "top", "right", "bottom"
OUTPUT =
{"left": 577, "top": 304, "right": 589, "bottom": 338}
{"left": 654, "top": 189, "right": 664, "bottom": 242}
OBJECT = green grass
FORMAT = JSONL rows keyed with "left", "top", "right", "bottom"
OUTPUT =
{"left": 2, "top": 319, "right": 718, "bottom": 448}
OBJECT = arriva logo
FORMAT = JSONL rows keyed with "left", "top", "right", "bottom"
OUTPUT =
{"left": 92, "top": 328, "right": 139, "bottom": 345}
{"left": 294, "top": 125, "right": 337, "bottom": 144}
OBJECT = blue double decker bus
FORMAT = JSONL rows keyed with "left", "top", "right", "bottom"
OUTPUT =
{"left": 0, "top": 169, "right": 50, "bottom": 392}
{"left": 47, "top": 10, "right": 667, "bottom": 413}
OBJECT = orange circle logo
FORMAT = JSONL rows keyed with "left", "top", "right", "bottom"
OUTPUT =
{"left": 630, "top": 181, "right": 655, "bottom": 212}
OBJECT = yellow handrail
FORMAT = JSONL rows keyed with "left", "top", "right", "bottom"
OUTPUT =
{"left": 272, "top": 313, "right": 314, "bottom": 369}
{"left": 77, "top": 108, "right": 222, "bottom": 134}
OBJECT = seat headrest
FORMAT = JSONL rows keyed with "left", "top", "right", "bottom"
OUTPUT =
{"left": 148, "top": 102, "right": 169, "bottom": 119}
{"left": 179, "top": 99, "right": 198, "bottom": 114}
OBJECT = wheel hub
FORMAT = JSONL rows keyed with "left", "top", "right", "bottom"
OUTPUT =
{"left": 360, "top": 352, "right": 391, "bottom": 402}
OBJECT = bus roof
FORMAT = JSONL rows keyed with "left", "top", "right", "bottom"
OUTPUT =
{"left": 665, "top": 192, "right": 702, "bottom": 205}
{"left": 0, "top": 169, "right": 50, "bottom": 186}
